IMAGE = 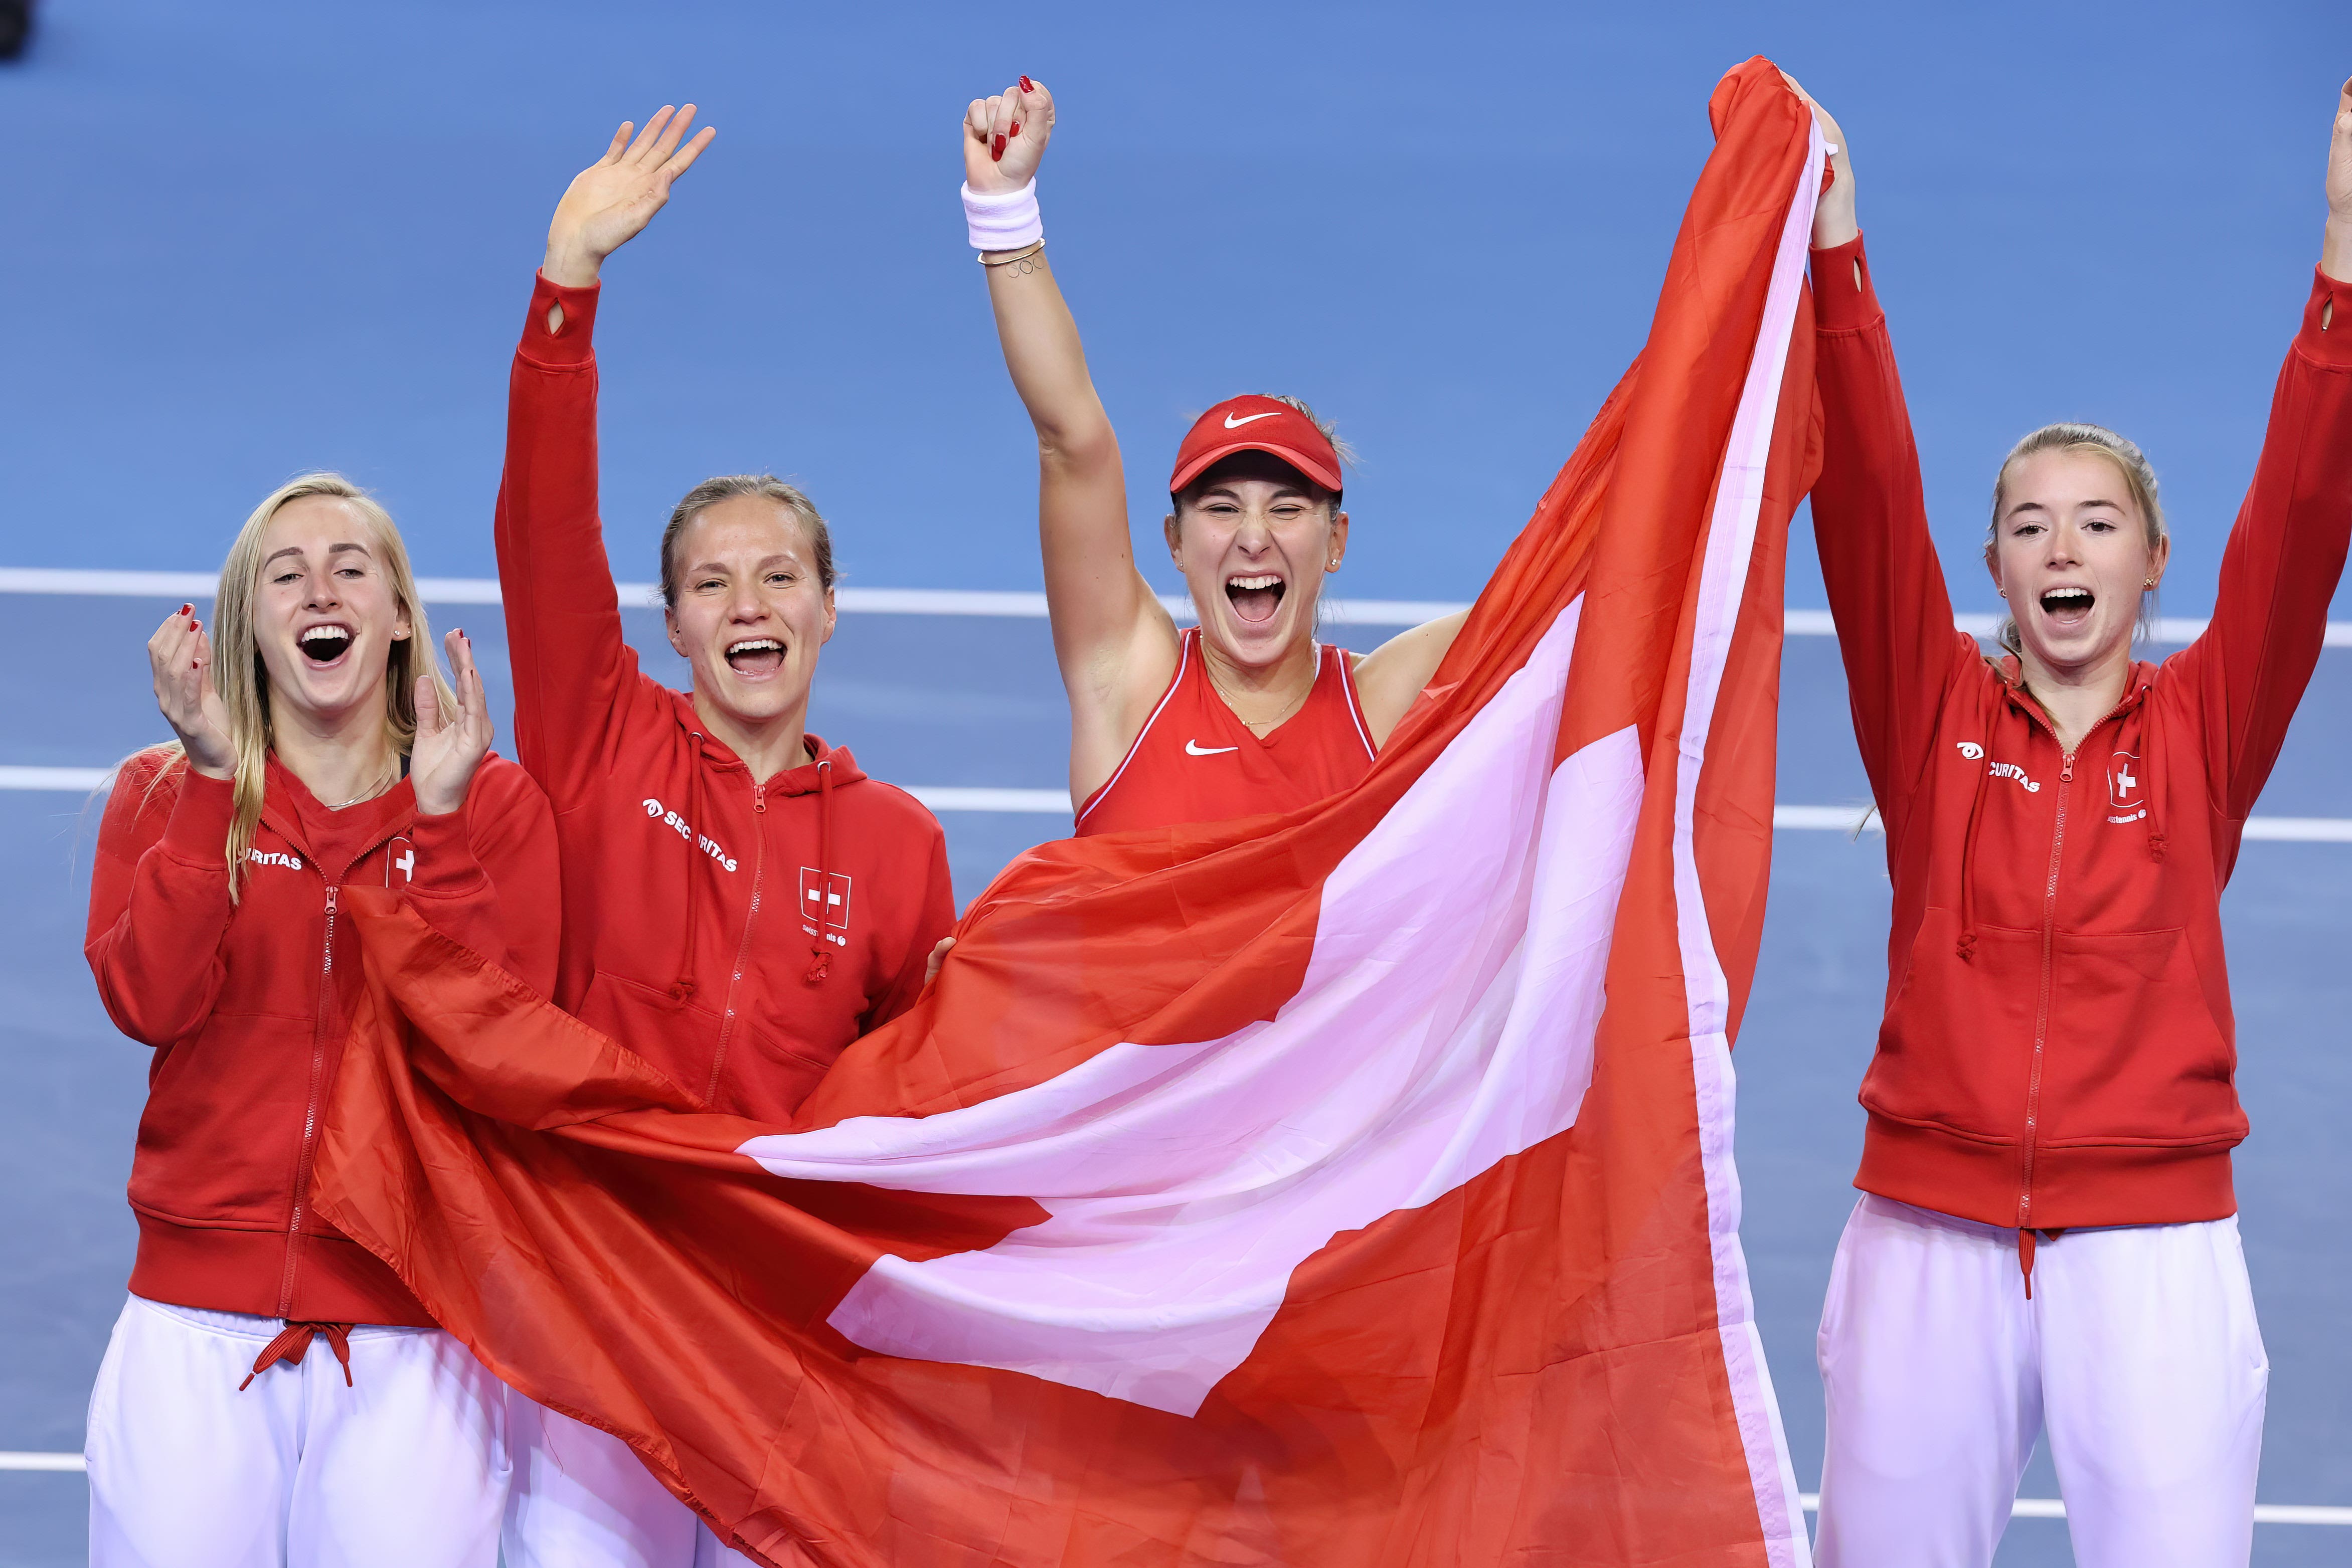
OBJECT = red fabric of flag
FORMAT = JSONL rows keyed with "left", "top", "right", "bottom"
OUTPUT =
{"left": 314, "top": 57, "right": 1826, "bottom": 1568}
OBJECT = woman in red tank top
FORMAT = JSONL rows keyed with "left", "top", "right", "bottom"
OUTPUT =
{"left": 960, "top": 78, "right": 1470, "bottom": 833}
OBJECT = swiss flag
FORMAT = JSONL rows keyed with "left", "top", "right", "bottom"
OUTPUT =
{"left": 799, "top": 867, "right": 851, "bottom": 933}
{"left": 316, "top": 59, "right": 1824, "bottom": 1568}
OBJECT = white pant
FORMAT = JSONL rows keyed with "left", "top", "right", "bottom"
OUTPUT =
{"left": 503, "top": 1397, "right": 703, "bottom": 1567}
{"left": 86, "top": 1294, "right": 511, "bottom": 1568}
{"left": 1814, "top": 1195, "right": 2267, "bottom": 1568}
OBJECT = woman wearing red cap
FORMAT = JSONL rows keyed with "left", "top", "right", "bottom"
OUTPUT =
{"left": 493, "top": 106, "right": 955, "bottom": 1568}
{"left": 960, "top": 79, "right": 1469, "bottom": 832}
{"left": 1789, "top": 74, "right": 2352, "bottom": 1565}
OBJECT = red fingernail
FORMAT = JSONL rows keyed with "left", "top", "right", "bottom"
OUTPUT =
{"left": 1010, "top": 122, "right": 1021, "bottom": 138}
{"left": 179, "top": 604, "right": 192, "bottom": 615}
{"left": 992, "top": 134, "right": 1006, "bottom": 158}
{"left": 1020, "top": 76, "right": 1034, "bottom": 91}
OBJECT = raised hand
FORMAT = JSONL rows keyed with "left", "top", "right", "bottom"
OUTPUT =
{"left": 2324, "top": 76, "right": 2352, "bottom": 285}
{"left": 1778, "top": 70, "right": 1857, "bottom": 250}
{"left": 543, "top": 105, "right": 718, "bottom": 288}
{"left": 964, "top": 77, "right": 1054, "bottom": 196}
{"left": 410, "top": 628, "right": 494, "bottom": 817}
{"left": 148, "top": 605, "right": 233, "bottom": 779}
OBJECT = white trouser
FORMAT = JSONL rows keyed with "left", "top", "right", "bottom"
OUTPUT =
{"left": 503, "top": 1397, "right": 701, "bottom": 1567}
{"left": 1814, "top": 1195, "right": 2267, "bottom": 1568}
{"left": 86, "top": 1294, "right": 511, "bottom": 1568}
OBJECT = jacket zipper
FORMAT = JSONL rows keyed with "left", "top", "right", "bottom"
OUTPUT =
{"left": 2007, "top": 684, "right": 2138, "bottom": 1232}
{"left": 276, "top": 883, "right": 340, "bottom": 1317}
{"left": 2018, "top": 757, "right": 2069, "bottom": 1232}
{"left": 704, "top": 783, "right": 768, "bottom": 1105}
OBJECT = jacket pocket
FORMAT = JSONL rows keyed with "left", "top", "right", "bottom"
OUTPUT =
{"left": 2038, "top": 926, "right": 2243, "bottom": 1147}
{"left": 1859, "top": 907, "right": 2040, "bottom": 1143}
{"left": 127, "top": 1011, "right": 313, "bottom": 1225}
{"left": 726, "top": 1014, "right": 840, "bottom": 1120}
{"left": 578, "top": 969, "right": 721, "bottom": 1104}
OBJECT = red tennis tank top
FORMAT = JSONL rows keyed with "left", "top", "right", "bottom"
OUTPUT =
{"left": 1075, "top": 628, "right": 1377, "bottom": 835}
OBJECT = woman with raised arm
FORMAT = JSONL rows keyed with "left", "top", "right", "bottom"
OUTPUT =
{"left": 1789, "top": 74, "right": 2352, "bottom": 1566}
{"left": 84, "top": 475, "right": 559, "bottom": 1566}
{"left": 492, "top": 108, "right": 955, "bottom": 1568}
{"left": 960, "top": 79, "right": 1469, "bottom": 831}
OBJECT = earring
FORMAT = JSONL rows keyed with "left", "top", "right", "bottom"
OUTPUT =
{"left": 1997, "top": 588, "right": 2007, "bottom": 599}
{"left": 2143, "top": 577, "right": 2156, "bottom": 588}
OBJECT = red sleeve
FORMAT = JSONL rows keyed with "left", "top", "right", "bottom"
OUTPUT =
{"left": 1809, "top": 233, "right": 1979, "bottom": 828}
{"left": 494, "top": 273, "right": 651, "bottom": 807}
{"left": 860, "top": 820, "right": 957, "bottom": 1031}
{"left": 2165, "top": 268, "right": 2352, "bottom": 819}
{"left": 404, "top": 759, "right": 562, "bottom": 998}
{"left": 84, "top": 755, "right": 236, "bottom": 1048}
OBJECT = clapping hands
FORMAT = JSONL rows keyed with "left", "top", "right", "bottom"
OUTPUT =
{"left": 410, "top": 629, "right": 492, "bottom": 818}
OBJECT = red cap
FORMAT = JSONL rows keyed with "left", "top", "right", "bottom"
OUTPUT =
{"left": 1167, "top": 395, "right": 1343, "bottom": 497}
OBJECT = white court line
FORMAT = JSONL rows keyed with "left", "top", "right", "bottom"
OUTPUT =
{"left": 6, "top": 568, "right": 2347, "bottom": 644}
{"left": 1795, "top": 1493, "right": 2351, "bottom": 1526}
{"left": 8, "top": 770, "right": 2351, "bottom": 845}
{"left": 0, "top": 1451, "right": 2340, "bottom": 1522}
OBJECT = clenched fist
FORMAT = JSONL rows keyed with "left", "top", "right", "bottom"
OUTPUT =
{"left": 965, "top": 77, "right": 1054, "bottom": 196}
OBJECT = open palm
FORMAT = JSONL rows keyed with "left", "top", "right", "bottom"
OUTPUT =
{"left": 410, "top": 629, "right": 493, "bottom": 817}
{"left": 544, "top": 105, "right": 717, "bottom": 286}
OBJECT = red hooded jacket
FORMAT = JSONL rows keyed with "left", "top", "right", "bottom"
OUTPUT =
{"left": 494, "top": 273, "right": 955, "bottom": 1123}
{"left": 1811, "top": 235, "right": 2352, "bottom": 1232}
{"left": 86, "top": 753, "right": 560, "bottom": 1325}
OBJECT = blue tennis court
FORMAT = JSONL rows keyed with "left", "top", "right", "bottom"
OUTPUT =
{"left": 4, "top": 4, "right": 2348, "bottom": 1563}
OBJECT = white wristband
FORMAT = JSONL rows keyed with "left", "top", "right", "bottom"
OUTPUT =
{"left": 963, "top": 181, "right": 1042, "bottom": 252}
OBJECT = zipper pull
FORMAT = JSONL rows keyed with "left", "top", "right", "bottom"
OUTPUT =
{"left": 2061, "top": 759, "right": 2074, "bottom": 783}
{"left": 325, "top": 887, "right": 339, "bottom": 916}
{"left": 754, "top": 785, "right": 766, "bottom": 814}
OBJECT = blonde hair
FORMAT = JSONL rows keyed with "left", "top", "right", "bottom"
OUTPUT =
{"left": 135, "top": 473, "right": 452, "bottom": 899}
{"left": 1985, "top": 423, "right": 2168, "bottom": 654}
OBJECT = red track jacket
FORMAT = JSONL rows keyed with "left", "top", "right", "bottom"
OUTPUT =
{"left": 86, "top": 753, "right": 559, "bottom": 1325}
{"left": 494, "top": 273, "right": 955, "bottom": 1123}
{"left": 1811, "top": 236, "right": 2352, "bottom": 1231}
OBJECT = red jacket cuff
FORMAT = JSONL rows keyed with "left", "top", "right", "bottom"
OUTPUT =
{"left": 406, "top": 807, "right": 489, "bottom": 897}
{"left": 1811, "top": 232, "right": 1882, "bottom": 332}
{"left": 2298, "top": 267, "right": 2352, "bottom": 371}
{"left": 159, "top": 766, "right": 237, "bottom": 865}
{"left": 521, "top": 272, "right": 601, "bottom": 368}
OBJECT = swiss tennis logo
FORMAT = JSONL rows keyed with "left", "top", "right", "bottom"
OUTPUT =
{"left": 2107, "top": 751, "right": 2146, "bottom": 823}
{"left": 385, "top": 835, "right": 414, "bottom": 887}
{"left": 800, "top": 867, "right": 852, "bottom": 949}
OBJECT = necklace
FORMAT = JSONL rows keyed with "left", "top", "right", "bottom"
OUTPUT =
{"left": 329, "top": 764, "right": 399, "bottom": 811}
{"left": 1203, "top": 660, "right": 1313, "bottom": 736}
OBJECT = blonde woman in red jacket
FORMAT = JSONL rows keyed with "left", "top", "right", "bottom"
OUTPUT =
{"left": 84, "top": 473, "right": 561, "bottom": 1566}
{"left": 1787, "top": 77, "right": 2352, "bottom": 1567}
{"left": 491, "top": 109, "right": 956, "bottom": 1568}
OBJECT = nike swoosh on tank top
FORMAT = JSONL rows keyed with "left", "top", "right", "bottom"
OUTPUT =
{"left": 1075, "top": 628, "right": 1378, "bottom": 835}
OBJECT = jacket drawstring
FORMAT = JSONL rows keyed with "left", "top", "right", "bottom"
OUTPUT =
{"left": 240, "top": 1321, "right": 354, "bottom": 1390}
{"left": 1955, "top": 735, "right": 1994, "bottom": 962}
{"left": 805, "top": 757, "right": 835, "bottom": 984}
{"left": 670, "top": 737, "right": 706, "bottom": 1002}
{"left": 2018, "top": 1230, "right": 2036, "bottom": 1299}
{"left": 2138, "top": 702, "right": 2168, "bottom": 862}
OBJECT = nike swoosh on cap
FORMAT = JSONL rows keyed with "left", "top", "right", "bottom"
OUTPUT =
{"left": 1222, "top": 411, "right": 1281, "bottom": 429}
{"left": 1185, "top": 740, "right": 1241, "bottom": 756}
